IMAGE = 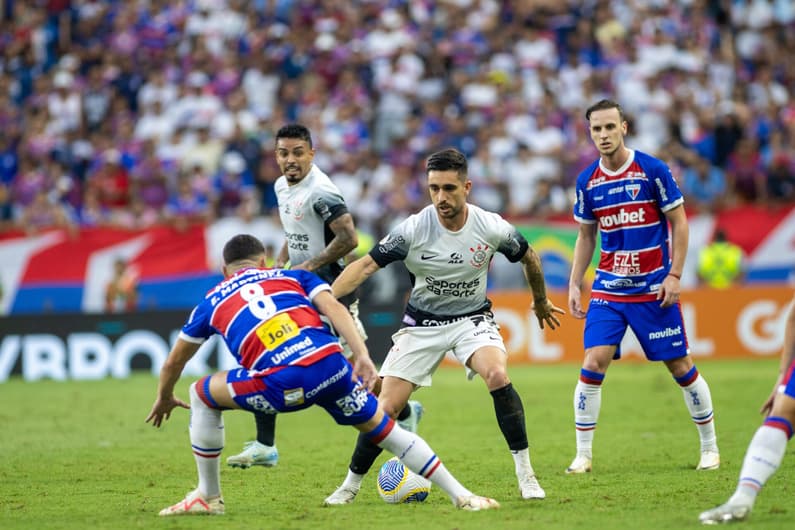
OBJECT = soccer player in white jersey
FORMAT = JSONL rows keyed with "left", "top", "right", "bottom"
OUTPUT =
{"left": 566, "top": 99, "right": 719, "bottom": 475}
{"left": 226, "top": 124, "right": 422, "bottom": 469}
{"left": 322, "top": 147, "right": 564, "bottom": 505}
{"left": 700, "top": 291, "right": 795, "bottom": 524}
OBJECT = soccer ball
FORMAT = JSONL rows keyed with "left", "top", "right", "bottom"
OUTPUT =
{"left": 376, "top": 457, "right": 432, "bottom": 504}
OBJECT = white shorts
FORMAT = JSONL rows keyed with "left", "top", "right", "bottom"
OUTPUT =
{"left": 322, "top": 299, "right": 367, "bottom": 359}
{"left": 379, "top": 313, "right": 506, "bottom": 387}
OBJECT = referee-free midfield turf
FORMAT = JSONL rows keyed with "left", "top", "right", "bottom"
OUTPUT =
{"left": 1, "top": 360, "right": 792, "bottom": 530}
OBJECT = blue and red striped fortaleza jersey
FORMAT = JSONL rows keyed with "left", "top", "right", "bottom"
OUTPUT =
{"left": 573, "top": 149, "right": 684, "bottom": 302}
{"left": 179, "top": 268, "right": 342, "bottom": 370}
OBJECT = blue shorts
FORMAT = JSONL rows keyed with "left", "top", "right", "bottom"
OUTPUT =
{"left": 224, "top": 353, "right": 378, "bottom": 426}
{"left": 584, "top": 299, "right": 689, "bottom": 361}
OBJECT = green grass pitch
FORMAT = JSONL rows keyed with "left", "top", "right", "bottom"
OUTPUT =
{"left": 1, "top": 359, "right": 792, "bottom": 530}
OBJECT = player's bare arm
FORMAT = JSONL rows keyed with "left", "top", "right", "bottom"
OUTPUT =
{"left": 146, "top": 338, "right": 201, "bottom": 427}
{"left": 521, "top": 247, "right": 564, "bottom": 330}
{"left": 332, "top": 253, "right": 380, "bottom": 299}
{"left": 658, "top": 205, "right": 689, "bottom": 308}
{"left": 293, "top": 213, "right": 358, "bottom": 272}
{"left": 568, "top": 223, "right": 597, "bottom": 319}
{"left": 313, "top": 289, "right": 378, "bottom": 391}
{"left": 275, "top": 241, "right": 289, "bottom": 268}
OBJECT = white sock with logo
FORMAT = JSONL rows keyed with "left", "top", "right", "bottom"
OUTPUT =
{"left": 189, "top": 382, "right": 224, "bottom": 498}
{"left": 677, "top": 373, "right": 717, "bottom": 451}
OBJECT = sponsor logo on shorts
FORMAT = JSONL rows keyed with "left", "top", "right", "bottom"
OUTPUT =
{"left": 306, "top": 365, "right": 349, "bottom": 399}
{"left": 336, "top": 387, "right": 369, "bottom": 416}
{"left": 283, "top": 387, "right": 305, "bottom": 406}
{"left": 648, "top": 325, "right": 682, "bottom": 340}
{"left": 246, "top": 394, "right": 277, "bottom": 413}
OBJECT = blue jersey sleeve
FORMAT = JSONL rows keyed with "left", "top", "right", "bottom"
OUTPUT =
{"left": 639, "top": 152, "right": 684, "bottom": 212}
{"left": 290, "top": 269, "right": 333, "bottom": 300}
{"left": 180, "top": 302, "right": 215, "bottom": 343}
{"left": 573, "top": 162, "right": 599, "bottom": 224}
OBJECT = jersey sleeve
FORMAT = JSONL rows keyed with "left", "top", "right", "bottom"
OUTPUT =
{"left": 293, "top": 269, "right": 333, "bottom": 300}
{"left": 312, "top": 188, "right": 349, "bottom": 224}
{"left": 369, "top": 221, "right": 411, "bottom": 267}
{"left": 179, "top": 302, "right": 214, "bottom": 344}
{"left": 573, "top": 172, "right": 596, "bottom": 224}
{"left": 649, "top": 158, "right": 684, "bottom": 212}
{"left": 495, "top": 222, "right": 530, "bottom": 263}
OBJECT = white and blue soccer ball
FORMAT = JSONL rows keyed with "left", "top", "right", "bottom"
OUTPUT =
{"left": 376, "top": 457, "right": 432, "bottom": 504}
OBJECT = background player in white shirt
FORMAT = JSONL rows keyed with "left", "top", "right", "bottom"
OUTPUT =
{"left": 226, "top": 124, "right": 422, "bottom": 469}
{"left": 323, "top": 147, "right": 564, "bottom": 504}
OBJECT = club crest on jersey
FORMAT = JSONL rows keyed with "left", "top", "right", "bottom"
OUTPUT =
{"left": 625, "top": 183, "right": 641, "bottom": 200}
{"left": 287, "top": 200, "right": 304, "bottom": 220}
{"left": 469, "top": 244, "right": 489, "bottom": 268}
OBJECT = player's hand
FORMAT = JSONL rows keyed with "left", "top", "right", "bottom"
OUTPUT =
{"left": 657, "top": 274, "right": 681, "bottom": 308}
{"left": 352, "top": 355, "right": 378, "bottom": 392}
{"left": 146, "top": 395, "right": 190, "bottom": 428}
{"left": 568, "top": 285, "right": 586, "bottom": 319}
{"left": 759, "top": 377, "right": 782, "bottom": 416}
{"left": 532, "top": 298, "right": 565, "bottom": 330}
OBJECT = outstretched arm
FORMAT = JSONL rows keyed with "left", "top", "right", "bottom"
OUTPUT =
{"left": 520, "top": 246, "right": 564, "bottom": 330}
{"left": 332, "top": 254, "right": 380, "bottom": 299}
{"left": 146, "top": 338, "right": 201, "bottom": 427}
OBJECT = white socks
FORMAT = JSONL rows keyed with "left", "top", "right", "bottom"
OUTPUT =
{"left": 189, "top": 382, "right": 224, "bottom": 498}
{"left": 573, "top": 380, "right": 602, "bottom": 458}
{"left": 678, "top": 373, "right": 717, "bottom": 451}
{"left": 730, "top": 425, "right": 788, "bottom": 507}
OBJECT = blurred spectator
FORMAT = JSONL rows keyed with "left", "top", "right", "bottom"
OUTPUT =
{"left": 697, "top": 229, "right": 745, "bottom": 289}
{"left": 679, "top": 153, "right": 728, "bottom": 213}
{"left": 19, "top": 189, "right": 74, "bottom": 235}
{"left": 211, "top": 151, "right": 257, "bottom": 220}
{"left": 726, "top": 137, "right": 767, "bottom": 204}
{"left": 104, "top": 258, "right": 139, "bottom": 313}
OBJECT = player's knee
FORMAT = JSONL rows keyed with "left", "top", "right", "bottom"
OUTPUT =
{"left": 481, "top": 366, "right": 510, "bottom": 390}
{"left": 380, "top": 400, "right": 404, "bottom": 419}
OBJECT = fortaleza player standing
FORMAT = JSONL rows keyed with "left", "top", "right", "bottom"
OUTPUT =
{"left": 323, "top": 148, "right": 564, "bottom": 505}
{"left": 146, "top": 234, "right": 499, "bottom": 515}
{"left": 565, "top": 99, "right": 719, "bottom": 475}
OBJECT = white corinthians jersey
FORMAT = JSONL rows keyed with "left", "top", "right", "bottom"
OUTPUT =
{"left": 370, "top": 204, "right": 529, "bottom": 320}
{"left": 275, "top": 164, "right": 350, "bottom": 288}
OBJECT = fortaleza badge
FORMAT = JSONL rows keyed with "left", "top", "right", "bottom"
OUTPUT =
{"left": 469, "top": 244, "right": 489, "bottom": 268}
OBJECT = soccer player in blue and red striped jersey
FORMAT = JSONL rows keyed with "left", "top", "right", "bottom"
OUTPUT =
{"left": 146, "top": 234, "right": 498, "bottom": 515}
{"left": 566, "top": 99, "right": 719, "bottom": 475}
{"left": 700, "top": 292, "right": 795, "bottom": 524}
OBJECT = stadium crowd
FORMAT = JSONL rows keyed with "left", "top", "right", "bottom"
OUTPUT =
{"left": 0, "top": 0, "right": 794, "bottom": 238}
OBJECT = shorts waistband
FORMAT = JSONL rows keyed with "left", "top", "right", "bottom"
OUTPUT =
{"left": 401, "top": 303, "right": 493, "bottom": 327}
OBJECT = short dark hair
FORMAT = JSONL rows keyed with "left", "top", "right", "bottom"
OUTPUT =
{"left": 275, "top": 123, "right": 313, "bottom": 147}
{"left": 223, "top": 234, "right": 265, "bottom": 265}
{"left": 426, "top": 148, "right": 467, "bottom": 177}
{"left": 585, "top": 99, "right": 626, "bottom": 122}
